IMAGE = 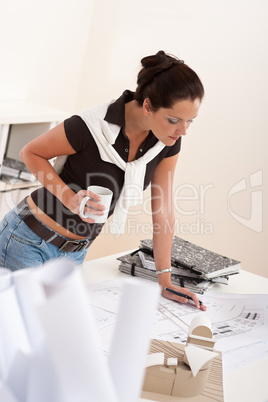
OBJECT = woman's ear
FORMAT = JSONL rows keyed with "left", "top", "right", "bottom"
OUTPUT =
{"left": 143, "top": 98, "right": 151, "bottom": 116}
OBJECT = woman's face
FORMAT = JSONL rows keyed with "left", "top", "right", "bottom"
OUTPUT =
{"left": 144, "top": 97, "right": 201, "bottom": 146}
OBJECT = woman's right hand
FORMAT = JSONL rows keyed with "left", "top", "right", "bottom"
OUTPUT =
{"left": 66, "top": 189, "right": 105, "bottom": 223}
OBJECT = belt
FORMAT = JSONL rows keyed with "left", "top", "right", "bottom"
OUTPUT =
{"left": 17, "top": 198, "right": 94, "bottom": 252}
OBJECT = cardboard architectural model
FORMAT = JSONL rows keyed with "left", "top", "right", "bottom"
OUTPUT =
{"left": 142, "top": 315, "right": 219, "bottom": 399}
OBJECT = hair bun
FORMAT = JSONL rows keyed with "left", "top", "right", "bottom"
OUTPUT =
{"left": 141, "top": 50, "right": 183, "bottom": 72}
{"left": 134, "top": 50, "right": 204, "bottom": 110}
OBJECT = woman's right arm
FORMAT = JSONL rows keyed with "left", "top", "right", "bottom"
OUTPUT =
{"left": 20, "top": 122, "right": 104, "bottom": 222}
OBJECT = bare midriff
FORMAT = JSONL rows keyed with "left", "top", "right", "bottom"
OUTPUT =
{"left": 26, "top": 195, "right": 87, "bottom": 240}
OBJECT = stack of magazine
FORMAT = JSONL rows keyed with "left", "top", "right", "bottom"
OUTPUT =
{"left": 1, "top": 157, "right": 36, "bottom": 182}
{"left": 118, "top": 236, "right": 241, "bottom": 294}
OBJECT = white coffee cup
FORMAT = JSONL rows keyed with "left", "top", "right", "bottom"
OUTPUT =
{"left": 79, "top": 185, "right": 113, "bottom": 223}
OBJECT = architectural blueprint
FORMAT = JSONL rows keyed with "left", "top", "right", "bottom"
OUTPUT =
{"left": 87, "top": 278, "right": 268, "bottom": 373}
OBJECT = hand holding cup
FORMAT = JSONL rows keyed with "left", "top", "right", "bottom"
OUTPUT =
{"left": 79, "top": 185, "right": 113, "bottom": 223}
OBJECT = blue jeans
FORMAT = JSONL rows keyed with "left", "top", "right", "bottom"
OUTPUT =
{"left": 0, "top": 207, "right": 91, "bottom": 271}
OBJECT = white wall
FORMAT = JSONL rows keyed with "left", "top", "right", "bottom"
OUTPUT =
{"left": 0, "top": 0, "right": 96, "bottom": 111}
{"left": 77, "top": 0, "right": 268, "bottom": 278}
{"left": 1, "top": 0, "right": 267, "bottom": 278}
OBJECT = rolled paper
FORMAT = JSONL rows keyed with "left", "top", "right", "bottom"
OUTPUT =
{"left": 38, "top": 258, "right": 76, "bottom": 297}
{"left": 0, "top": 268, "right": 12, "bottom": 291}
{"left": 6, "top": 351, "right": 33, "bottom": 402}
{"left": 37, "top": 261, "right": 118, "bottom": 402}
{"left": 0, "top": 285, "right": 31, "bottom": 378}
{"left": 109, "top": 278, "right": 160, "bottom": 402}
{"left": 12, "top": 268, "right": 47, "bottom": 351}
{"left": 26, "top": 354, "right": 65, "bottom": 402}
{"left": 0, "top": 384, "right": 18, "bottom": 402}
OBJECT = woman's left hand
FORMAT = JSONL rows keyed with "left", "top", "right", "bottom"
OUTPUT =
{"left": 161, "top": 283, "right": 207, "bottom": 311}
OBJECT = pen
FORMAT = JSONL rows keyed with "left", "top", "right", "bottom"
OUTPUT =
{"left": 164, "top": 287, "right": 203, "bottom": 306}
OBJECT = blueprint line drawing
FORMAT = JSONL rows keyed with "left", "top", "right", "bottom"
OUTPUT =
{"left": 87, "top": 280, "right": 268, "bottom": 373}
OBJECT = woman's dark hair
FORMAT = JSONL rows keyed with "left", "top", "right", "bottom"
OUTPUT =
{"left": 134, "top": 50, "right": 204, "bottom": 111}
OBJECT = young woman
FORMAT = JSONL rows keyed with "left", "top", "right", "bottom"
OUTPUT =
{"left": 0, "top": 50, "right": 206, "bottom": 310}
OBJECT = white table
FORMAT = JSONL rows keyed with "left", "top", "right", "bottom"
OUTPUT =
{"left": 82, "top": 252, "right": 268, "bottom": 402}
